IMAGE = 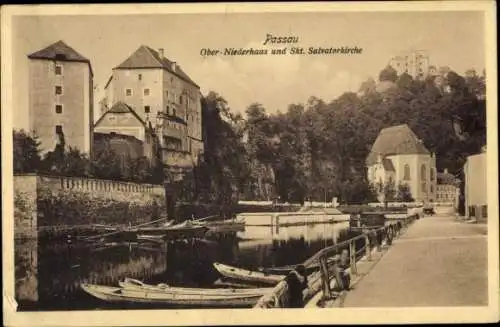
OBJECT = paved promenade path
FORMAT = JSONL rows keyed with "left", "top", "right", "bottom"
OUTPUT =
{"left": 338, "top": 214, "right": 488, "bottom": 307}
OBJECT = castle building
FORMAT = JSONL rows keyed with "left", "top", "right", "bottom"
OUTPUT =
{"left": 100, "top": 45, "right": 203, "bottom": 178}
{"left": 366, "top": 124, "right": 437, "bottom": 203}
{"left": 436, "top": 169, "right": 460, "bottom": 208}
{"left": 389, "top": 50, "right": 430, "bottom": 80}
{"left": 27, "top": 40, "right": 94, "bottom": 154}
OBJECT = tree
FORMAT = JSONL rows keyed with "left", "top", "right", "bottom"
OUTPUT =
{"left": 13, "top": 130, "right": 41, "bottom": 173}
{"left": 381, "top": 178, "right": 396, "bottom": 206}
{"left": 396, "top": 183, "right": 414, "bottom": 202}
{"left": 379, "top": 65, "right": 398, "bottom": 83}
{"left": 90, "top": 139, "right": 123, "bottom": 180}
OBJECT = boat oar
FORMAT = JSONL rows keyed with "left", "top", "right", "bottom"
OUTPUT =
{"left": 79, "top": 217, "right": 170, "bottom": 241}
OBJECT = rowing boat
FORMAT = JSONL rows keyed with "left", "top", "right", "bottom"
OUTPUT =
{"left": 81, "top": 283, "right": 264, "bottom": 307}
{"left": 257, "top": 257, "right": 338, "bottom": 275}
{"left": 213, "top": 262, "right": 284, "bottom": 285}
{"left": 119, "top": 278, "right": 271, "bottom": 296}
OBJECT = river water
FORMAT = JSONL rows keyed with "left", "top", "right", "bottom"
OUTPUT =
{"left": 15, "top": 221, "right": 356, "bottom": 311}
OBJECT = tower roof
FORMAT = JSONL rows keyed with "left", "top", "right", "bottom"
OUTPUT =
{"left": 366, "top": 124, "right": 430, "bottom": 165}
{"left": 28, "top": 40, "right": 93, "bottom": 75}
{"left": 114, "top": 45, "right": 199, "bottom": 88}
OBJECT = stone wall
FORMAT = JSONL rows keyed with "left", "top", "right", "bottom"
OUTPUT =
{"left": 14, "top": 174, "right": 166, "bottom": 239}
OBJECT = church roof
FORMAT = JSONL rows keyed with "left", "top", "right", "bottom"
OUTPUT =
{"left": 366, "top": 124, "right": 430, "bottom": 165}
{"left": 28, "top": 40, "right": 93, "bottom": 75}
{"left": 114, "top": 45, "right": 199, "bottom": 88}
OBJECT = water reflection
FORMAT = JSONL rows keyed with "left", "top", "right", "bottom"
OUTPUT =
{"left": 15, "top": 222, "right": 355, "bottom": 311}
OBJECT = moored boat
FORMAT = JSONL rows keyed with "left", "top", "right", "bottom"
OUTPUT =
{"left": 81, "top": 283, "right": 264, "bottom": 307}
{"left": 119, "top": 278, "right": 271, "bottom": 296}
{"left": 213, "top": 262, "right": 283, "bottom": 285}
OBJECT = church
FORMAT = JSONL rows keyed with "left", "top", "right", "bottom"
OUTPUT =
{"left": 366, "top": 124, "right": 437, "bottom": 203}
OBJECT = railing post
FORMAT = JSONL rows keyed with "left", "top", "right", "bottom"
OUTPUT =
{"left": 319, "top": 255, "right": 332, "bottom": 300}
{"left": 349, "top": 241, "right": 357, "bottom": 275}
{"left": 364, "top": 233, "right": 371, "bottom": 261}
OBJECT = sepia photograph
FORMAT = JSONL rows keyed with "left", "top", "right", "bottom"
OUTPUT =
{"left": 2, "top": 2, "right": 498, "bottom": 326}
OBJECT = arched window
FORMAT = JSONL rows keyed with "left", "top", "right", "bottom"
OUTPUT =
{"left": 403, "top": 164, "right": 411, "bottom": 180}
{"left": 420, "top": 164, "right": 426, "bottom": 181}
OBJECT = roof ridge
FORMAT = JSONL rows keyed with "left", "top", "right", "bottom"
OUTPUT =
{"left": 142, "top": 46, "right": 165, "bottom": 67}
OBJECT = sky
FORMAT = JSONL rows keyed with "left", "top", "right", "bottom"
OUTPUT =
{"left": 11, "top": 10, "right": 485, "bottom": 130}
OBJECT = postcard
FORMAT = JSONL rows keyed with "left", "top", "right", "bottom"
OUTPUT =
{"left": 2, "top": 2, "right": 498, "bottom": 326}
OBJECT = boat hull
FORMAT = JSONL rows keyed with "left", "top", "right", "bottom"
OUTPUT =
{"left": 81, "top": 283, "right": 262, "bottom": 307}
{"left": 213, "top": 262, "right": 283, "bottom": 285}
{"left": 119, "top": 278, "right": 271, "bottom": 296}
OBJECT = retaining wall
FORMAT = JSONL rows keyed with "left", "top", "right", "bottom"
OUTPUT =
{"left": 13, "top": 174, "right": 166, "bottom": 239}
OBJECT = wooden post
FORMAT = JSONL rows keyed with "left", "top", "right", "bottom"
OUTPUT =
{"left": 365, "top": 234, "right": 371, "bottom": 261}
{"left": 319, "top": 256, "right": 332, "bottom": 300}
{"left": 349, "top": 241, "right": 357, "bottom": 275}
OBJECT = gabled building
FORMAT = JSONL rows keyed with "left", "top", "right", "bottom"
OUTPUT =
{"left": 93, "top": 101, "right": 158, "bottom": 162}
{"left": 100, "top": 45, "right": 203, "bottom": 178}
{"left": 27, "top": 40, "right": 94, "bottom": 154}
{"left": 366, "top": 124, "right": 437, "bottom": 202}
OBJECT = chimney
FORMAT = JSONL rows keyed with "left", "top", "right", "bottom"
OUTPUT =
{"left": 171, "top": 61, "right": 176, "bottom": 72}
{"left": 158, "top": 48, "right": 164, "bottom": 58}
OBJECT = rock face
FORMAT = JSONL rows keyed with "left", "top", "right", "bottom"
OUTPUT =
{"left": 14, "top": 174, "right": 166, "bottom": 239}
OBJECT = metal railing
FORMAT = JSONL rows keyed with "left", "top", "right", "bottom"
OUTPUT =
{"left": 254, "top": 213, "right": 419, "bottom": 308}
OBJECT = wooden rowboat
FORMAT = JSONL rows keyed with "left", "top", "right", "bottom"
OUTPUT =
{"left": 257, "top": 257, "right": 338, "bottom": 275}
{"left": 213, "top": 262, "right": 283, "bottom": 285}
{"left": 81, "top": 283, "right": 264, "bottom": 307}
{"left": 119, "top": 278, "right": 271, "bottom": 296}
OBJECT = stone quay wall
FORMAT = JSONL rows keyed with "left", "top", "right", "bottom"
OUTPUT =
{"left": 14, "top": 174, "right": 166, "bottom": 239}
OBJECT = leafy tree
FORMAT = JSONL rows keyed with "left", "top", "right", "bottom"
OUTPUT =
{"left": 13, "top": 130, "right": 41, "bottom": 173}
{"left": 379, "top": 65, "right": 398, "bottom": 82}
{"left": 396, "top": 183, "right": 414, "bottom": 202}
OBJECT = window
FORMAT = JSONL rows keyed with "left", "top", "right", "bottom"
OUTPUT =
{"left": 55, "top": 65, "right": 63, "bottom": 75}
{"left": 144, "top": 88, "right": 150, "bottom": 96}
{"left": 420, "top": 164, "right": 427, "bottom": 180}
{"left": 138, "top": 74, "right": 142, "bottom": 81}
{"left": 144, "top": 106, "right": 150, "bottom": 114}
{"left": 55, "top": 125, "right": 63, "bottom": 134}
{"left": 173, "top": 108, "right": 176, "bottom": 116}
{"left": 55, "top": 86, "right": 63, "bottom": 95}
{"left": 430, "top": 168, "right": 435, "bottom": 181}
{"left": 55, "top": 104, "right": 63, "bottom": 114}
{"left": 403, "top": 164, "right": 411, "bottom": 180}
{"left": 166, "top": 106, "right": 170, "bottom": 115}
{"left": 179, "top": 95, "right": 183, "bottom": 105}
{"left": 430, "top": 185, "right": 434, "bottom": 193}
{"left": 126, "top": 89, "right": 132, "bottom": 96}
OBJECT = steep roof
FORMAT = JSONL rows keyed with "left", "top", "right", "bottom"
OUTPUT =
{"left": 27, "top": 40, "right": 93, "bottom": 75}
{"left": 382, "top": 158, "right": 395, "bottom": 171}
{"left": 94, "top": 101, "right": 146, "bottom": 127}
{"left": 366, "top": 124, "right": 430, "bottom": 165}
{"left": 114, "top": 45, "right": 199, "bottom": 88}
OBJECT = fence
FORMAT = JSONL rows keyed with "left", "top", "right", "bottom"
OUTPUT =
{"left": 253, "top": 213, "right": 419, "bottom": 308}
